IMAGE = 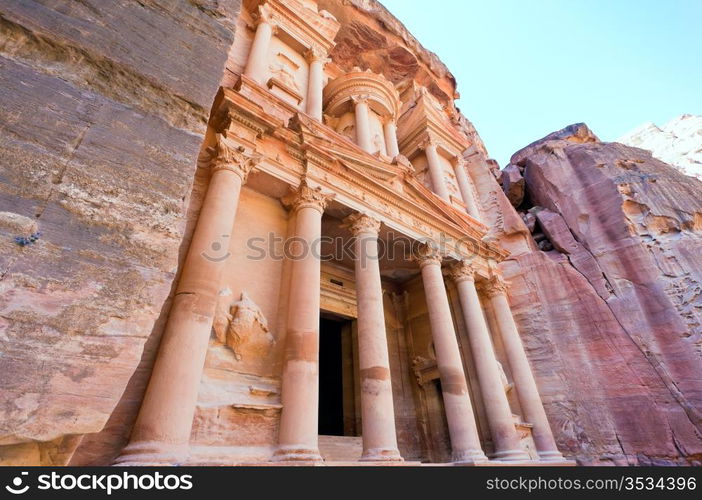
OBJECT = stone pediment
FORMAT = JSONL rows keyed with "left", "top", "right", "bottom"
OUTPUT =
{"left": 212, "top": 87, "right": 504, "bottom": 262}
{"left": 288, "top": 112, "right": 488, "bottom": 239}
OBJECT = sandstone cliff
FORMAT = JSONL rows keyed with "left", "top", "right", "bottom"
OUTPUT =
{"left": 491, "top": 124, "right": 702, "bottom": 464}
{"left": 0, "top": 0, "right": 242, "bottom": 465}
{"left": 2, "top": 0, "right": 700, "bottom": 467}
{"left": 617, "top": 114, "right": 702, "bottom": 179}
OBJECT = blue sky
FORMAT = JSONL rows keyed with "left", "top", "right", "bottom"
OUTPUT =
{"left": 381, "top": 0, "right": 702, "bottom": 166}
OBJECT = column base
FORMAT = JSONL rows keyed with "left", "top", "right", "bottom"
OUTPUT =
{"left": 271, "top": 445, "right": 323, "bottom": 463}
{"left": 113, "top": 441, "right": 189, "bottom": 466}
{"left": 491, "top": 448, "right": 531, "bottom": 461}
{"left": 451, "top": 449, "right": 489, "bottom": 464}
{"left": 360, "top": 448, "right": 404, "bottom": 462}
{"left": 537, "top": 450, "right": 568, "bottom": 461}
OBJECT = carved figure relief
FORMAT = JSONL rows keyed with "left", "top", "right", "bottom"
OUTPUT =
{"left": 340, "top": 123, "right": 356, "bottom": 142}
{"left": 269, "top": 53, "right": 301, "bottom": 92}
{"left": 372, "top": 133, "right": 385, "bottom": 155}
{"left": 213, "top": 289, "right": 274, "bottom": 361}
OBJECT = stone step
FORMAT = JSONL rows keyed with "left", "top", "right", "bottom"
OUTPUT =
{"left": 318, "top": 435, "right": 363, "bottom": 462}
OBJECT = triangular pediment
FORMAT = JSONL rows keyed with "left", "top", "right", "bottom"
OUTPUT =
{"left": 290, "top": 113, "right": 487, "bottom": 239}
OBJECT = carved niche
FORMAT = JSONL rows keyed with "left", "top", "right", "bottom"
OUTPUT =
{"left": 213, "top": 289, "right": 274, "bottom": 361}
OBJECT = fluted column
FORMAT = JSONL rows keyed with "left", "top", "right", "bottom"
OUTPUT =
{"left": 243, "top": 8, "right": 275, "bottom": 85}
{"left": 343, "top": 213, "right": 402, "bottom": 461}
{"left": 383, "top": 118, "right": 400, "bottom": 158}
{"left": 273, "top": 181, "right": 333, "bottom": 462}
{"left": 305, "top": 46, "right": 326, "bottom": 121}
{"left": 353, "top": 95, "right": 373, "bottom": 153}
{"left": 483, "top": 275, "right": 565, "bottom": 461}
{"left": 417, "top": 248, "right": 487, "bottom": 463}
{"left": 423, "top": 140, "right": 451, "bottom": 201}
{"left": 449, "top": 262, "right": 529, "bottom": 461}
{"left": 116, "top": 135, "right": 258, "bottom": 465}
{"left": 453, "top": 157, "right": 481, "bottom": 221}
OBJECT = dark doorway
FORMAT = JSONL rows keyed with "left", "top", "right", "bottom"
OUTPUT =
{"left": 319, "top": 316, "right": 345, "bottom": 436}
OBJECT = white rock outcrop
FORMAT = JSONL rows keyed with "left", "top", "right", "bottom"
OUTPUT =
{"left": 617, "top": 114, "right": 702, "bottom": 179}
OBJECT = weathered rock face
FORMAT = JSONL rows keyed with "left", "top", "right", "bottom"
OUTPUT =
{"left": 2, "top": 0, "right": 700, "bottom": 468}
{"left": 501, "top": 164, "right": 525, "bottom": 207}
{"left": 489, "top": 123, "right": 702, "bottom": 464}
{"left": 0, "top": 0, "right": 241, "bottom": 465}
{"left": 617, "top": 114, "right": 702, "bottom": 179}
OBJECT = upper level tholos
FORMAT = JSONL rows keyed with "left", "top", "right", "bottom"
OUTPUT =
{"left": 225, "top": 0, "right": 485, "bottom": 222}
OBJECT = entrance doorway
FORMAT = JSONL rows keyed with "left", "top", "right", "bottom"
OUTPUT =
{"left": 318, "top": 315, "right": 358, "bottom": 436}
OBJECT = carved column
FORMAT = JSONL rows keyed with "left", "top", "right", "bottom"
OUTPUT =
{"left": 244, "top": 8, "right": 275, "bottom": 85}
{"left": 449, "top": 262, "right": 529, "bottom": 461}
{"left": 483, "top": 275, "right": 565, "bottom": 461}
{"left": 273, "top": 181, "right": 333, "bottom": 462}
{"left": 305, "top": 46, "right": 326, "bottom": 121}
{"left": 453, "top": 157, "right": 481, "bottom": 220}
{"left": 422, "top": 140, "right": 451, "bottom": 201}
{"left": 417, "top": 247, "right": 488, "bottom": 463}
{"left": 383, "top": 117, "right": 400, "bottom": 158}
{"left": 343, "top": 213, "right": 402, "bottom": 461}
{"left": 353, "top": 95, "right": 373, "bottom": 153}
{"left": 116, "top": 136, "right": 258, "bottom": 465}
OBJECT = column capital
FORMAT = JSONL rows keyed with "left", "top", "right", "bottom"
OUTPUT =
{"left": 419, "top": 136, "right": 439, "bottom": 151}
{"left": 253, "top": 3, "right": 279, "bottom": 31}
{"left": 305, "top": 44, "right": 328, "bottom": 64}
{"left": 414, "top": 241, "right": 442, "bottom": 269}
{"left": 207, "top": 134, "right": 261, "bottom": 181}
{"left": 448, "top": 260, "right": 478, "bottom": 283}
{"left": 481, "top": 274, "right": 510, "bottom": 298}
{"left": 342, "top": 212, "right": 381, "bottom": 236}
{"left": 453, "top": 154, "right": 467, "bottom": 168}
{"left": 282, "top": 179, "right": 334, "bottom": 214}
{"left": 381, "top": 114, "right": 397, "bottom": 126}
{"left": 351, "top": 94, "right": 371, "bottom": 105}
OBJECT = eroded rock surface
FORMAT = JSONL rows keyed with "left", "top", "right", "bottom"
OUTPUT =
{"left": 489, "top": 123, "right": 702, "bottom": 464}
{"left": 0, "top": 0, "right": 241, "bottom": 465}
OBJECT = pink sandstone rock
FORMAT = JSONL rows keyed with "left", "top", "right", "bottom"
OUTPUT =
{"left": 2, "top": 0, "right": 700, "bottom": 468}
{"left": 488, "top": 123, "right": 702, "bottom": 464}
{"left": 0, "top": 0, "right": 243, "bottom": 465}
{"left": 502, "top": 164, "right": 525, "bottom": 207}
